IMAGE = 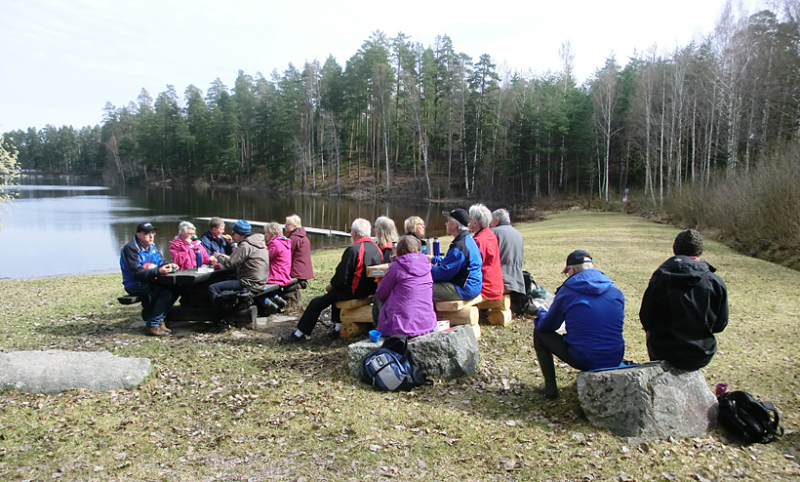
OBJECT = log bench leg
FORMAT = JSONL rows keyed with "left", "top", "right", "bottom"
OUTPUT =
{"left": 340, "top": 322, "right": 370, "bottom": 338}
{"left": 487, "top": 308, "right": 513, "bottom": 326}
{"left": 436, "top": 306, "right": 481, "bottom": 340}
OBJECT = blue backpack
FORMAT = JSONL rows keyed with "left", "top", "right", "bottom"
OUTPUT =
{"left": 363, "top": 335, "right": 432, "bottom": 391}
{"left": 365, "top": 348, "right": 412, "bottom": 391}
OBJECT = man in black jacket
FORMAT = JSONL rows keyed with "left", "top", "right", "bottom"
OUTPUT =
{"left": 281, "top": 218, "right": 382, "bottom": 342}
{"left": 639, "top": 229, "right": 729, "bottom": 369}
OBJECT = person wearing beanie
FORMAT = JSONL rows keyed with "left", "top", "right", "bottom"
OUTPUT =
{"left": 207, "top": 219, "right": 270, "bottom": 332}
{"left": 639, "top": 229, "right": 729, "bottom": 370}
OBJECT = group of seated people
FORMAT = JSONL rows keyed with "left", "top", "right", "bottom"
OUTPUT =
{"left": 120, "top": 215, "right": 315, "bottom": 336}
{"left": 121, "top": 210, "right": 729, "bottom": 403}
{"left": 280, "top": 204, "right": 526, "bottom": 342}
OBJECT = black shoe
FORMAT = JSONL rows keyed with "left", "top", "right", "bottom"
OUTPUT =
{"left": 207, "top": 322, "right": 229, "bottom": 334}
{"left": 327, "top": 329, "right": 341, "bottom": 340}
{"left": 263, "top": 300, "right": 279, "bottom": 316}
{"left": 280, "top": 331, "right": 308, "bottom": 343}
{"left": 273, "top": 296, "right": 288, "bottom": 309}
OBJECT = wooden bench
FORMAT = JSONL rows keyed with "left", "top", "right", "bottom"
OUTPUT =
{"left": 366, "top": 264, "right": 390, "bottom": 278}
{"left": 435, "top": 295, "right": 483, "bottom": 340}
{"left": 476, "top": 293, "right": 513, "bottom": 326}
{"left": 335, "top": 296, "right": 374, "bottom": 338}
{"left": 117, "top": 295, "right": 144, "bottom": 305}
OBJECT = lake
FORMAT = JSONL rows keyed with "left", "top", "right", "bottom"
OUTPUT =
{"left": 0, "top": 174, "right": 448, "bottom": 280}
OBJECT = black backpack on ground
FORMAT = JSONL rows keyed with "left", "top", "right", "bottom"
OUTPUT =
{"left": 717, "top": 390, "right": 783, "bottom": 444}
{"left": 363, "top": 335, "right": 432, "bottom": 391}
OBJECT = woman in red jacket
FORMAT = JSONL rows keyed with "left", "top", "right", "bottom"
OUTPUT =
{"left": 468, "top": 204, "right": 504, "bottom": 301}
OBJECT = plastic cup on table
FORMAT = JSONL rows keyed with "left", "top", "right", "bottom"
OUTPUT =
{"left": 369, "top": 330, "right": 381, "bottom": 343}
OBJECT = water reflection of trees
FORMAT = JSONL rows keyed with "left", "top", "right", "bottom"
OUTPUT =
{"left": 113, "top": 185, "right": 446, "bottom": 255}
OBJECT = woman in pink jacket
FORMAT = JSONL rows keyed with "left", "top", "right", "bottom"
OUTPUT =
{"left": 264, "top": 222, "right": 292, "bottom": 286}
{"left": 170, "top": 221, "right": 213, "bottom": 270}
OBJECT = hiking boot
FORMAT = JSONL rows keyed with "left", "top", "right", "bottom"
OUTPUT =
{"left": 280, "top": 331, "right": 308, "bottom": 343}
{"left": 327, "top": 329, "right": 341, "bottom": 340}
{"left": 159, "top": 321, "right": 172, "bottom": 334}
{"left": 145, "top": 325, "right": 170, "bottom": 337}
{"left": 273, "top": 296, "right": 288, "bottom": 309}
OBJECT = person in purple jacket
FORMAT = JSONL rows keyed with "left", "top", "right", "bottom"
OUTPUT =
{"left": 374, "top": 235, "right": 437, "bottom": 337}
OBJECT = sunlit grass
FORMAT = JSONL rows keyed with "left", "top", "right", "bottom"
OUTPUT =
{"left": 0, "top": 211, "right": 798, "bottom": 481}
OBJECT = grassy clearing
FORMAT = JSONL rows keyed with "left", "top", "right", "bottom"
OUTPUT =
{"left": 1, "top": 211, "right": 799, "bottom": 481}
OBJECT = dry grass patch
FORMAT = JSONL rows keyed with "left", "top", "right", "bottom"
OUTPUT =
{"left": 0, "top": 211, "right": 798, "bottom": 481}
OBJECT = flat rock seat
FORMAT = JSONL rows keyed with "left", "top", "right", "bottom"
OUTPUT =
{"left": 0, "top": 350, "right": 152, "bottom": 394}
{"left": 476, "top": 293, "right": 513, "bottom": 326}
{"left": 346, "top": 324, "right": 480, "bottom": 382}
{"left": 576, "top": 361, "right": 718, "bottom": 443}
{"left": 435, "top": 295, "right": 483, "bottom": 340}
{"left": 335, "top": 296, "right": 374, "bottom": 338}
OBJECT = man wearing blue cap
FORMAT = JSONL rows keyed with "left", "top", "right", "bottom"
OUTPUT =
{"left": 533, "top": 250, "right": 626, "bottom": 399}
{"left": 208, "top": 220, "right": 270, "bottom": 332}
{"left": 120, "top": 222, "right": 181, "bottom": 336}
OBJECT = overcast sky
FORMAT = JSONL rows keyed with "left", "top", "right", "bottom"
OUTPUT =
{"left": 2, "top": 0, "right": 763, "bottom": 133}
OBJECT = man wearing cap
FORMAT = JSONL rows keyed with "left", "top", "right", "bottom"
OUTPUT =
{"left": 281, "top": 218, "right": 383, "bottom": 342}
{"left": 533, "top": 250, "right": 625, "bottom": 399}
{"left": 207, "top": 220, "right": 270, "bottom": 332}
{"left": 640, "top": 229, "right": 729, "bottom": 370}
{"left": 120, "top": 222, "right": 180, "bottom": 336}
{"left": 430, "top": 208, "right": 483, "bottom": 302}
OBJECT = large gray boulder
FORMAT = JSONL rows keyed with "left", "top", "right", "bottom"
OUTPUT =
{"left": 0, "top": 350, "right": 152, "bottom": 394}
{"left": 576, "top": 361, "right": 717, "bottom": 443}
{"left": 347, "top": 324, "right": 480, "bottom": 382}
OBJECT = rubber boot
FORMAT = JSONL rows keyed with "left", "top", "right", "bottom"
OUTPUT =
{"left": 534, "top": 346, "right": 560, "bottom": 400}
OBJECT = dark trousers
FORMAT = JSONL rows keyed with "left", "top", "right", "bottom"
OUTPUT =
{"left": 126, "top": 283, "right": 180, "bottom": 327}
{"left": 533, "top": 329, "right": 586, "bottom": 392}
{"left": 209, "top": 279, "right": 245, "bottom": 320}
{"left": 296, "top": 288, "right": 359, "bottom": 335}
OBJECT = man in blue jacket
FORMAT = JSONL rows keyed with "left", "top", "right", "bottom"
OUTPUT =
{"left": 430, "top": 208, "right": 483, "bottom": 301}
{"left": 120, "top": 222, "right": 180, "bottom": 337}
{"left": 534, "top": 250, "right": 625, "bottom": 399}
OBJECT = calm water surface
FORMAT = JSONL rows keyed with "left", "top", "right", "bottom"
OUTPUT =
{"left": 0, "top": 175, "right": 447, "bottom": 279}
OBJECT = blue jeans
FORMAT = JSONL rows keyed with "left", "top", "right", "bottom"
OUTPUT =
{"left": 126, "top": 283, "right": 180, "bottom": 327}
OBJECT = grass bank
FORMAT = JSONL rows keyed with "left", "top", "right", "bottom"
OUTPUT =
{"left": 1, "top": 211, "right": 799, "bottom": 481}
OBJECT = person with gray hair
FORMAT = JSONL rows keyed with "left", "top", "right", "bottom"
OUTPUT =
{"left": 430, "top": 208, "right": 483, "bottom": 302}
{"left": 468, "top": 204, "right": 504, "bottom": 301}
{"left": 284, "top": 214, "right": 314, "bottom": 284}
{"left": 169, "top": 220, "right": 213, "bottom": 271}
{"left": 374, "top": 216, "right": 399, "bottom": 263}
{"left": 639, "top": 229, "right": 729, "bottom": 370}
{"left": 282, "top": 218, "right": 383, "bottom": 342}
{"left": 490, "top": 208, "right": 527, "bottom": 313}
